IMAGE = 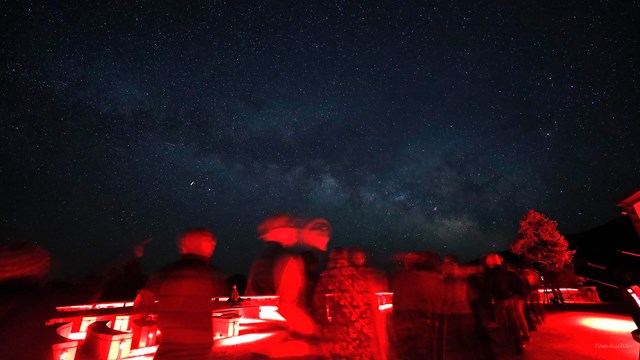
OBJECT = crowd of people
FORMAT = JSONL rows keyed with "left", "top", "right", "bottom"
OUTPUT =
{"left": 130, "top": 215, "right": 550, "bottom": 359}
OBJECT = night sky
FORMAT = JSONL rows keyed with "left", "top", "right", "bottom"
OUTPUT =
{"left": 2, "top": 1, "right": 639, "bottom": 280}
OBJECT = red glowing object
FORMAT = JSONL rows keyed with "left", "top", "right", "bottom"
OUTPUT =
{"left": 217, "top": 332, "right": 277, "bottom": 347}
{"left": 580, "top": 316, "right": 636, "bottom": 333}
{"left": 628, "top": 286, "right": 640, "bottom": 308}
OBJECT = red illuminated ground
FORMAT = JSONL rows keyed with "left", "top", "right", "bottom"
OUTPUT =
{"left": 217, "top": 304, "right": 639, "bottom": 359}
{"left": 498, "top": 304, "right": 637, "bottom": 360}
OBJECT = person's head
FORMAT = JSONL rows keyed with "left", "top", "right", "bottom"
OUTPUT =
{"left": 257, "top": 214, "right": 298, "bottom": 247}
{"left": 442, "top": 254, "right": 458, "bottom": 276}
{"left": 419, "top": 251, "right": 442, "bottom": 272}
{"left": 485, "top": 253, "right": 503, "bottom": 268}
{"left": 442, "top": 255, "right": 458, "bottom": 265}
{"left": 349, "top": 248, "right": 367, "bottom": 267}
{"left": 328, "top": 247, "right": 349, "bottom": 268}
{"left": 178, "top": 228, "right": 216, "bottom": 258}
{"left": 300, "top": 218, "right": 331, "bottom": 251}
{"left": 402, "top": 252, "right": 422, "bottom": 270}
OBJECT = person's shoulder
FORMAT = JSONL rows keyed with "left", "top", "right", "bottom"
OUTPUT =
{"left": 277, "top": 252, "right": 303, "bottom": 264}
{"left": 155, "top": 258, "right": 184, "bottom": 274}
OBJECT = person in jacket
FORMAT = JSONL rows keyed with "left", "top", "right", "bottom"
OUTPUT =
{"left": 134, "top": 228, "right": 227, "bottom": 360}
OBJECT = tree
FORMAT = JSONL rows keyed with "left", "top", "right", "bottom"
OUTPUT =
{"left": 510, "top": 209, "right": 575, "bottom": 272}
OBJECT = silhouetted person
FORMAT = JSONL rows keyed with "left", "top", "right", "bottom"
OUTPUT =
{"left": 390, "top": 251, "right": 444, "bottom": 360}
{"left": 546, "top": 271, "right": 565, "bottom": 305}
{"left": 230, "top": 285, "right": 240, "bottom": 302}
{"left": 519, "top": 267, "right": 544, "bottom": 329}
{"left": 350, "top": 247, "right": 388, "bottom": 292}
{"left": 245, "top": 243, "right": 281, "bottom": 295}
{"left": 100, "top": 240, "right": 149, "bottom": 301}
{"left": 484, "top": 254, "right": 530, "bottom": 348}
{"left": 350, "top": 247, "right": 389, "bottom": 360}
{"left": 440, "top": 255, "right": 492, "bottom": 360}
{"left": 467, "top": 268, "right": 493, "bottom": 344}
{"left": 134, "top": 228, "right": 226, "bottom": 360}
{"left": 505, "top": 263, "right": 531, "bottom": 341}
{"left": 226, "top": 273, "right": 247, "bottom": 297}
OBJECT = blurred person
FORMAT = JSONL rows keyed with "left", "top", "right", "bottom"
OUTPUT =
{"left": 276, "top": 217, "right": 331, "bottom": 337}
{"left": 545, "top": 271, "right": 565, "bottom": 305}
{"left": 350, "top": 247, "right": 388, "bottom": 292}
{"left": 521, "top": 267, "right": 545, "bottom": 325}
{"left": 441, "top": 255, "right": 490, "bottom": 360}
{"left": 350, "top": 247, "right": 390, "bottom": 360}
{"left": 390, "top": 251, "right": 444, "bottom": 360}
{"left": 484, "top": 253, "right": 530, "bottom": 347}
{"left": 245, "top": 214, "right": 295, "bottom": 296}
{"left": 505, "top": 263, "right": 531, "bottom": 341}
{"left": 466, "top": 266, "right": 493, "bottom": 344}
{"left": 313, "top": 247, "right": 382, "bottom": 359}
{"left": 134, "top": 228, "right": 226, "bottom": 360}
{"left": 247, "top": 214, "right": 330, "bottom": 337}
{"left": 301, "top": 249, "right": 321, "bottom": 312}
{"left": 229, "top": 285, "right": 240, "bottom": 302}
{"left": 100, "top": 239, "right": 150, "bottom": 302}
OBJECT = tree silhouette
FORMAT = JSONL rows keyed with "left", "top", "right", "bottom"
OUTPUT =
{"left": 510, "top": 209, "right": 575, "bottom": 272}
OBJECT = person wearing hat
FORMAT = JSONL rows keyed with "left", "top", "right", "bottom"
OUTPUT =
{"left": 134, "top": 228, "right": 226, "bottom": 360}
{"left": 246, "top": 215, "right": 331, "bottom": 337}
{"left": 245, "top": 214, "right": 297, "bottom": 296}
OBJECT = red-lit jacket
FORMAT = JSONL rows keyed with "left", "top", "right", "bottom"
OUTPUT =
{"left": 135, "top": 255, "right": 226, "bottom": 345}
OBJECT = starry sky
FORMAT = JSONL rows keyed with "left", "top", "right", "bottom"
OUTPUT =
{"left": 2, "top": 1, "right": 639, "bottom": 280}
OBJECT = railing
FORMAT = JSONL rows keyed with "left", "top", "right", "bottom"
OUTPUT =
{"left": 47, "top": 294, "right": 393, "bottom": 360}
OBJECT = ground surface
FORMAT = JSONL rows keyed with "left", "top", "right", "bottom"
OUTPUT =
{"left": 498, "top": 304, "right": 638, "bottom": 360}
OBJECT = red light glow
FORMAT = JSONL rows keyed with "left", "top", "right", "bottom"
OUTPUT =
{"left": 537, "top": 288, "right": 579, "bottom": 292}
{"left": 580, "top": 316, "right": 636, "bottom": 333}
{"left": 55, "top": 301, "right": 134, "bottom": 312}
{"left": 258, "top": 306, "right": 286, "bottom": 321}
{"left": 68, "top": 332, "right": 86, "bottom": 340}
{"left": 125, "top": 345, "right": 158, "bottom": 360}
{"left": 628, "top": 286, "right": 640, "bottom": 309}
{"left": 217, "top": 332, "right": 277, "bottom": 347}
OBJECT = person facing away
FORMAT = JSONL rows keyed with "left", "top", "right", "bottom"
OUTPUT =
{"left": 246, "top": 214, "right": 330, "bottom": 336}
{"left": 134, "top": 228, "right": 227, "bottom": 360}
{"left": 466, "top": 267, "right": 493, "bottom": 344}
{"left": 504, "top": 263, "right": 531, "bottom": 341}
{"left": 274, "top": 217, "right": 330, "bottom": 337}
{"left": 521, "top": 267, "right": 545, "bottom": 325}
{"left": 484, "top": 253, "right": 530, "bottom": 344}
{"left": 390, "top": 251, "right": 444, "bottom": 360}
{"left": 245, "top": 214, "right": 300, "bottom": 296}
{"left": 245, "top": 239, "right": 287, "bottom": 296}
{"left": 312, "top": 247, "right": 384, "bottom": 359}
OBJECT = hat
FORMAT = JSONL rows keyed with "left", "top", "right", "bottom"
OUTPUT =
{"left": 257, "top": 214, "right": 298, "bottom": 246}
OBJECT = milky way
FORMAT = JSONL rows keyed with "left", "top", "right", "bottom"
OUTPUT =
{"left": 1, "top": 1, "right": 639, "bottom": 279}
